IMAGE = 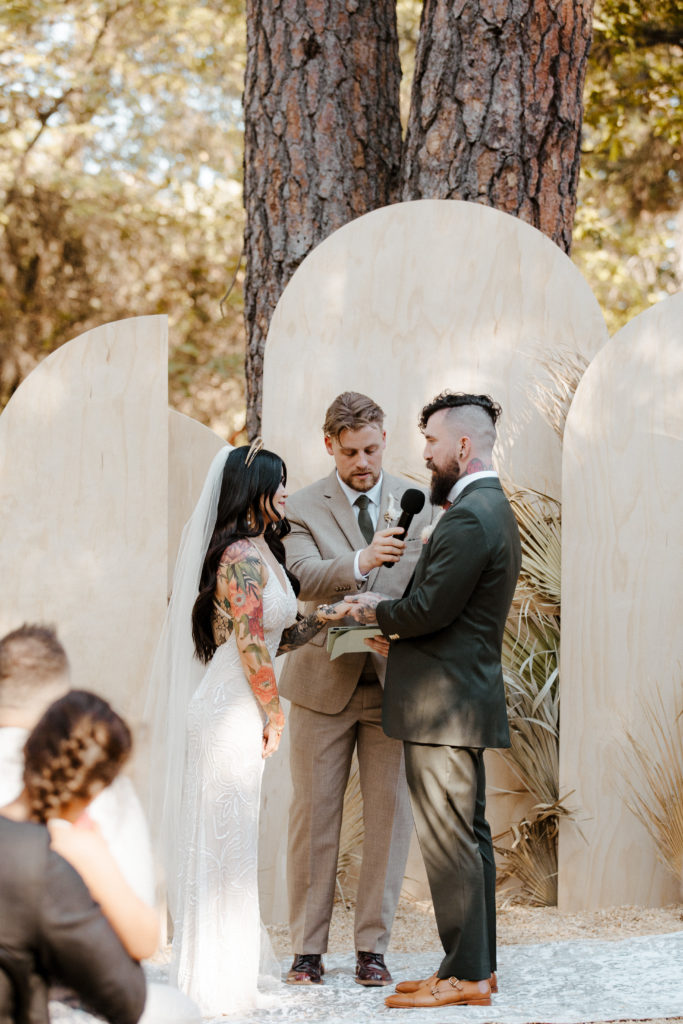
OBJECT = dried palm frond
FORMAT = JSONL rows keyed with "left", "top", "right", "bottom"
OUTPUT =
{"left": 503, "top": 666, "right": 559, "bottom": 807}
{"left": 496, "top": 809, "right": 560, "bottom": 906}
{"left": 532, "top": 347, "right": 590, "bottom": 441}
{"left": 500, "top": 486, "right": 562, "bottom": 793}
{"left": 506, "top": 487, "right": 561, "bottom": 609}
{"left": 618, "top": 689, "right": 683, "bottom": 887}
{"left": 336, "top": 754, "right": 364, "bottom": 899}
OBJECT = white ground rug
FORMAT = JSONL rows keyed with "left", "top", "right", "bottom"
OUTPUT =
{"left": 50, "top": 931, "right": 683, "bottom": 1024}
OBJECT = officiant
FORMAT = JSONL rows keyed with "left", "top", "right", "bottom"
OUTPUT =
{"left": 280, "top": 391, "right": 433, "bottom": 988}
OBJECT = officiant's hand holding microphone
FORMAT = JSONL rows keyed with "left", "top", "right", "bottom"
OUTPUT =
{"left": 357, "top": 486, "right": 426, "bottom": 575}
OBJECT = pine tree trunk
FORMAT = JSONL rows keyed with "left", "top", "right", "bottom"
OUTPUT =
{"left": 243, "top": 0, "right": 402, "bottom": 436}
{"left": 401, "top": 0, "right": 595, "bottom": 253}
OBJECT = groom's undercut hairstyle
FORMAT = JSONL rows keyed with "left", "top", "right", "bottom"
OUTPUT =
{"left": 323, "top": 392, "right": 385, "bottom": 440}
{"left": 419, "top": 391, "right": 502, "bottom": 431}
{"left": 0, "top": 623, "right": 70, "bottom": 713}
{"left": 420, "top": 392, "right": 501, "bottom": 452}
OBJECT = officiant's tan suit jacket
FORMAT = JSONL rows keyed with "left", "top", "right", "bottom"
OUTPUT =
{"left": 280, "top": 471, "right": 433, "bottom": 709}
{"left": 280, "top": 470, "right": 434, "bottom": 954}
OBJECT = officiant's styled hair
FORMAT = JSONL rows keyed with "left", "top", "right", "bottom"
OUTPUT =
{"left": 192, "top": 445, "right": 300, "bottom": 662}
{"left": 323, "top": 392, "right": 384, "bottom": 440}
{"left": 0, "top": 623, "right": 69, "bottom": 720}
{"left": 23, "top": 689, "right": 131, "bottom": 823}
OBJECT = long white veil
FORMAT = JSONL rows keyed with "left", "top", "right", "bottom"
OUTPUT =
{"left": 143, "top": 444, "right": 232, "bottom": 920}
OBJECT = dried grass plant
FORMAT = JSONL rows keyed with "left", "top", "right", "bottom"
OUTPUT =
{"left": 497, "top": 810, "right": 561, "bottom": 906}
{"left": 532, "top": 347, "right": 590, "bottom": 441}
{"left": 618, "top": 690, "right": 683, "bottom": 893}
{"left": 496, "top": 486, "right": 573, "bottom": 905}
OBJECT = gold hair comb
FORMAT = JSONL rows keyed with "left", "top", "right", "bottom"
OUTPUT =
{"left": 245, "top": 436, "right": 264, "bottom": 467}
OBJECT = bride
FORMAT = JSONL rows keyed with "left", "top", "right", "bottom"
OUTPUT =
{"left": 146, "top": 441, "right": 349, "bottom": 1016}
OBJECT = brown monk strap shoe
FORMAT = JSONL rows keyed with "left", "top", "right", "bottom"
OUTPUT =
{"left": 395, "top": 970, "right": 497, "bottom": 994}
{"left": 355, "top": 951, "right": 392, "bottom": 986}
{"left": 286, "top": 953, "right": 324, "bottom": 984}
{"left": 385, "top": 975, "right": 491, "bottom": 1008}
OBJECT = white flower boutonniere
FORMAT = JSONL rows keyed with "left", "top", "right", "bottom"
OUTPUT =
{"left": 383, "top": 493, "right": 401, "bottom": 526}
{"left": 421, "top": 509, "right": 444, "bottom": 544}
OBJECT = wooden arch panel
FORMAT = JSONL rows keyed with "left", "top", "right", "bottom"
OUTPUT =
{"left": 558, "top": 293, "right": 683, "bottom": 909}
{"left": 0, "top": 316, "right": 168, "bottom": 727}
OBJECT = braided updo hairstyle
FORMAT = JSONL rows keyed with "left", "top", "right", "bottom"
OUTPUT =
{"left": 23, "top": 689, "right": 132, "bottom": 823}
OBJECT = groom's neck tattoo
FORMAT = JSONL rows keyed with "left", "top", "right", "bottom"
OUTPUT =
{"left": 464, "top": 458, "right": 493, "bottom": 475}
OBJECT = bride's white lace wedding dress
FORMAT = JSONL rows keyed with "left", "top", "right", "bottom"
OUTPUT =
{"left": 170, "top": 557, "right": 296, "bottom": 1017}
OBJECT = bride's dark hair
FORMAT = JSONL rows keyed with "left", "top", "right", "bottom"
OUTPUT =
{"left": 191, "top": 445, "right": 300, "bottom": 663}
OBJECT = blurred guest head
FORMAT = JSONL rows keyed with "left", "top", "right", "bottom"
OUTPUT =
{"left": 0, "top": 624, "right": 70, "bottom": 729}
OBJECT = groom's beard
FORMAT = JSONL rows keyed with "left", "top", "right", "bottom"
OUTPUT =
{"left": 428, "top": 457, "right": 460, "bottom": 507}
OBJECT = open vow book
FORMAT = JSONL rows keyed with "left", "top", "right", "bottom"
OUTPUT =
{"left": 326, "top": 626, "right": 382, "bottom": 660}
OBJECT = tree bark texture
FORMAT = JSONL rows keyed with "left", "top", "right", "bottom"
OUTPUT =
{"left": 243, "top": 0, "right": 402, "bottom": 436}
{"left": 401, "top": 0, "right": 595, "bottom": 253}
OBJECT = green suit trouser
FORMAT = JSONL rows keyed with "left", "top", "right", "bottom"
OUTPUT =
{"left": 403, "top": 743, "right": 495, "bottom": 981}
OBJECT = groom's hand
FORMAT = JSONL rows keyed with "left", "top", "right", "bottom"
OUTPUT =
{"left": 364, "top": 635, "right": 390, "bottom": 657}
{"left": 358, "top": 527, "right": 406, "bottom": 575}
{"left": 346, "top": 592, "right": 384, "bottom": 625}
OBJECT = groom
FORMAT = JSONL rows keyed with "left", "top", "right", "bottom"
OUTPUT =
{"left": 348, "top": 392, "right": 521, "bottom": 1009}
{"left": 280, "top": 391, "right": 433, "bottom": 987}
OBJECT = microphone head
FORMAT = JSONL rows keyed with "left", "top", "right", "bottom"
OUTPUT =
{"left": 400, "top": 488, "right": 426, "bottom": 515}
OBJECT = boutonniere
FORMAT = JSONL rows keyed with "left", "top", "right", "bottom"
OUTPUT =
{"left": 383, "top": 492, "right": 401, "bottom": 526}
{"left": 420, "top": 509, "right": 444, "bottom": 544}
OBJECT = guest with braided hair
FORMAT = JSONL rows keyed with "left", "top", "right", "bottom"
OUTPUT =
{"left": 0, "top": 623, "right": 155, "bottom": 906}
{"left": 2, "top": 690, "right": 159, "bottom": 963}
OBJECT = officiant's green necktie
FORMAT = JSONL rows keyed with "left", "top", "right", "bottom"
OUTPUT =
{"left": 355, "top": 495, "right": 375, "bottom": 544}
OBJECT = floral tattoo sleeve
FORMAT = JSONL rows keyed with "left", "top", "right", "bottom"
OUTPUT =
{"left": 214, "top": 540, "right": 284, "bottom": 731}
{"left": 276, "top": 611, "right": 326, "bottom": 655}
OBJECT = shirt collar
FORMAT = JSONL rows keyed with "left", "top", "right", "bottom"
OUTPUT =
{"left": 336, "top": 470, "right": 384, "bottom": 509}
{"left": 448, "top": 470, "right": 498, "bottom": 503}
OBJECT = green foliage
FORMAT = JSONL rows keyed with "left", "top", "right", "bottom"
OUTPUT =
{"left": 0, "top": 1, "right": 681, "bottom": 425}
{"left": 573, "top": 0, "right": 683, "bottom": 331}
{"left": 0, "top": 0, "right": 247, "bottom": 435}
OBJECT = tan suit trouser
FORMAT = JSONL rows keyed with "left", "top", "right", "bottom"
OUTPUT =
{"left": 287, "top": 678, "right": 413, "bottom": 953}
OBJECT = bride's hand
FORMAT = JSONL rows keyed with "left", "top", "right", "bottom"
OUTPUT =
{"left": 316, "top": 600, "right": 353, "bottom": 621}
{"left": 262, "top": 720, "right": 283, "bottom": 758}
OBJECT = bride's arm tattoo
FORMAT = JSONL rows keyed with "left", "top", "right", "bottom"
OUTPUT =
{"left": 276, "top": 611, "right": 326, "bottom": 655}
{"left": 215, "top": 540, "right": 285, "bottom": 731}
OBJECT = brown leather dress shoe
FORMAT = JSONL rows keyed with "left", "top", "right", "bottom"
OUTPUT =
{"left": 355, "top": 951, "right": 392, "bottom": 986}
{"left": 286, "top": 953, "right": 324, "bottom": 984}
{"left": 385, "top": 976, "right": 491, "bottom": 1008}
{"left": 395, "top": 970, "right": 497, "bottom": 994}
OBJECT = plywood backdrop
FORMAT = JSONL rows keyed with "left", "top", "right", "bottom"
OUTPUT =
{"left": 262, "top": 199, "right": 609, "bottom": 899}
{"left": 0, "top": 316, "right": 168, "bottom": 729}
{"left": 558, "top": 292, "right": 683, "bottom": 909}
{"left": 262, "top": 199, "right": 608, "bottom": 499}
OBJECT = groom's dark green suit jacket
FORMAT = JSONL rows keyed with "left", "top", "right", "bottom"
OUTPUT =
{"left": 377, "top": 478, "right": 521, "bottom": 749}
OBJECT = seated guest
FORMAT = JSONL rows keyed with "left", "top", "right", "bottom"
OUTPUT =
{"left": 0, "top": 624, "right": 155, "bottom": 904}
{"left": 1, "top": 689, "right": 159, "bottom": 961}
{"left": 0, "top": 700, "right": 147, "bottom": 1023}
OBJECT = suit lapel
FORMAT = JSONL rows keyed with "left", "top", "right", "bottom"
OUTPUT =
{"left": 323, "top": 472, "right": 366, "bottom": 551}
{"left": 367, "top": 475, "right": 398, "bottom": 589}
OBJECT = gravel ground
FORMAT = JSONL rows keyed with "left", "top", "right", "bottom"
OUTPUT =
{"left": 268, "top": 896, "right": 683, "bottom": 1024}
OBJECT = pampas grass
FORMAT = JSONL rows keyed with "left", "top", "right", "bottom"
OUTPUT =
{"left": 619, "top": 690, "right": 683, "bottom": 891}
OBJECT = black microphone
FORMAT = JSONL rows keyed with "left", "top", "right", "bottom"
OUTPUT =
{"left": 383, "top": 488, "right": 426, "bottom": 567}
